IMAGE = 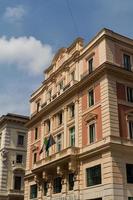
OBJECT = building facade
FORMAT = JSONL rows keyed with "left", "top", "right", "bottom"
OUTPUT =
{"left": 25, "top": 29, "right": 133, "bottom": 200}
{"left": 0, "top": 113, "right": 29, "bottom": 200}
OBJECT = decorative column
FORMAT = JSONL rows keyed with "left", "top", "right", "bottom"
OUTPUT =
{"left": 75, "top": 97, "right": 79, "bottom": 147}
{"left": 64, "top": 106, "right": 68, "bottom": 149}
{"left": 69, "top": 160, "right": 80, "bottom": 199}
{"left": 34, "top": 175, "right": 42, "bottom": 200}
{"left": 47, "top": 181, "right": 52, "bottom": 200}
{"left": 57, "top": 166, "right": 67, "bottom": 198}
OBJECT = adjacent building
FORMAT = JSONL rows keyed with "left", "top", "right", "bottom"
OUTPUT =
{"left": 0, "top": 113, "right": 29, "bottom": 200}
{"left": 25, "top": 28, "right": 133, "bottom": 200}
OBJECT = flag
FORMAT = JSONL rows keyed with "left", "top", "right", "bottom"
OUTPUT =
{"left": 39, "top": 137, "right": 48, "bottom": 154}
{"left": 45, "top": 135, "right": 56, "bottom": 152}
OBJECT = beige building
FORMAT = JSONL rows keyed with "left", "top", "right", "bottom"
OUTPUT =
{"left": 0, "top": 113, "right": 29, "bottom": 200}
{"left": 25, "top": 28, "right": 133, "bottom": 200}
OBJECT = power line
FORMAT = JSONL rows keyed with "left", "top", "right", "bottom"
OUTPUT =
{"left": 66, "top": 0, "right": 80, "bottom": 36}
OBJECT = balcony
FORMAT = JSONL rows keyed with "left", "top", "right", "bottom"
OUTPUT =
{"left": 80, "top": 70, "right": 94, "bottom": 79}
{"left": 8, "top": 189, "right": 24, "bottom": 199}
{"left": 9, "top": 189, "right": 24, "bottom": 195}
{"left": 41, "top": 101, "right": 47, "bottom": 108}
{"left": 12, "top": 162, "right": 25, "bottom": 171}
{"left": 32, "top": 146, "right": 79, "bottom": 171}
{"left": 81, "top": 70, "right": 89, "bottom": 79}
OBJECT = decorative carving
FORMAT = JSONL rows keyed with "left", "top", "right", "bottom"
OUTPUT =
{"left": 57, "top": 166, "right": 63, "bottom": 177}
{"left": 84, "top": 113, "right": 97, "bottom": 124}
{"left": 42, "top": 171, "right": 48, "bottom": 181}
{"left": 1, "top": 148, "right": 8, "bottom": 158}
{"left": 68, "top": 161, "right": 76, "bottom": 172}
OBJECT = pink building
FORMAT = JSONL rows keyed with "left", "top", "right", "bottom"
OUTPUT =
{"left": 25, "top": 29, "right": 133, "bottom": 200}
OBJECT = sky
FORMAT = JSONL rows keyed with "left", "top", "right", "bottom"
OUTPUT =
{"left": 0, "top": 0, "right": 133, "bottom": 116}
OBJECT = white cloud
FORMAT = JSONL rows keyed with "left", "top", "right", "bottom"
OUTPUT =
{"left": 3, "top": 5, "right": 26, "bottom": 23}
{"left": 0, "top": 36, "right": 53, "bottom": 75}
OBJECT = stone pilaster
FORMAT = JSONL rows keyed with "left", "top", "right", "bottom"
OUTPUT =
{"left": 75, "top": 97, "right": 79, "bottom": 147}
{"left": 64, "top": 106, "right": 68, "bottom": 149}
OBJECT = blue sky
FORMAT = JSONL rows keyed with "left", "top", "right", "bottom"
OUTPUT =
{"left": 0, "top": 0, "right": 133, "bottom": 116}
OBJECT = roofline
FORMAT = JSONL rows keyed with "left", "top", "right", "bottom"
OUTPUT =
{"left": 30, "top": 28, "right": 133, "bottom": 100}
{"left": 44, "top": 37, "right": 84, "bottom": 74}
{"left": 0, "top": 113, "right": 29, "bottom": 126}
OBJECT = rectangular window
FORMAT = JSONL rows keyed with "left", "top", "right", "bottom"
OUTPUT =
{"left": 123, "top": 54, "right": 131, "bottom": 71}
{"left": 46, "top": 119, "right": 51, "bottom": 132}
{"left": 36, "top": 101, "right": 40, "bottom": 112}
{"left": 69, "top": 104, "right": 75, "bottom": 118}
{"left": 59, "top": 81, "right": 64, "bottom": 90}
{"left": 56, "top": 134, "right": 62, "bottom": 152}
{"left": 68, "top": 173, "right": 74, "bottom": 191}
{"left": 86, "top": 164, "right": 101, "bottom": 187}
{"left": 127, "top": 87, "right": 133, "bottom": 103}
{"left": 58, "top": 112, "right": 63, "bottom": 125}
{"left": 126, "top": 164, "right": 133, "bottom": 183}
{"left": 89, "top": 123, "right": 96, "bottom": 143}
{"left": 88, "top": 89, "right": 94, "bottom": 107}
{"left": 71, "top": 71, "right": 75, "bottom": 81}
{"left": 35, "top": 127, "right": 38, "bottom": 140}
{"left": 33, "top": 153, "right": 37, "bottom": 164}
{"left": 53, "top": 177, "right": 62, "bottom": 193}
{"left": 69, "top": 127, "right": 75, "bottom": 147}
{"left": 17, "top": 135, "right": 24, "bottom": 146}
{"left": 47, "top": 90, "right": 52, "bottom": 100}
{"left": 129, "top": 121, "right": 133, "bottom": 139}
{"left": 43, "top": 182, "right": 48, "bottom": 196}
{"left": 88, "top": 58, "right": 93, "bottom": 74}
{"left": 16, "top": 154, "right": 23, "bottom": 163}
{"left": 14, "top": 176, "right": 21, "bottom": 190}
{"left": 30, "top": 184, "right": 37, "bottom": 199}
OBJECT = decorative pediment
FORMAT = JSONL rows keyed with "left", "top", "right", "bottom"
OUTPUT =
{"left": 52, "top": 48, "right": 67, "bottom": 65}
{"left": 84, "top": 112, "right": 97, "bottom": 123}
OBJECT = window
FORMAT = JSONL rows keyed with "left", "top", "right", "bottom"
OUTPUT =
{"left": 71, "top": 71, "right": 75, "bottom": 81}
{"left": 88, "top": 89, "right": 94, "bottom": 107}
{"left": 126, "top": 164, "right": 133, "bottom": 183}
{"left": 69, "top": 104, "right": 75, "bottom": 118}
{"left": 89, "top": 123, "right": 96, "bottom": 143}
{"left": 17, "top": 135, "right": 24, "bottom": 146}
{"left": 47, "top": 90, "right": 52, "bottom": 101}
{"left": 123, "top": 54, "right": 131, "bottom": 71}
{"left": 86, "top": 164, "right": 101, "bottom": 187}
{"left": 36, "top": 101, "right": 40, "bottom": 112}
{"left": 88, "top": 58, "right": 93, "bottom": 74}
{"left": 56, "top": 134, "right": 62, "bottom": 152}
{"left": 35, "top": 127, "right": 38, "bottom": 140}
{"left": 53, "top": 177, "right": 62, "bottom": 193}
{"left": 46, "top": 119, "right": 51, "bottom": 132}
{"left": 129, "top": 198, "right": 133, "bottom": 200}
{"left": 59, "top": 81, "right": 64, "bottom": 90}
{"left": 43, "top": 182, "right": 48, "bottom": 196}
{"left": 68, "top": 173, "right": 74, "bottom": 190}
{"left": 127, "top": 87, "right": 133, "bottom": 103}
{"left": 30, "top": 184, "right": 37, "bottom": 199}
{"left": 16, "top": 154, "right": 23, "bottom": 164}
{"left": 58, "top": 112, "right": 63, "bottom": 125}
{"left": 33, "top": 152, "right": 37, "bottom": 164}
{"left": 69, "top": 127, "right": 75, "bottom": 146}
{"left": 129, "top": 121, "right": 133, "bottom": 139}
{"left": 14, "top": 176, "right": 21, "bottom": 190}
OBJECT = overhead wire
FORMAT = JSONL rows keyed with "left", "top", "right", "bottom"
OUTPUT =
{"left": 65, "top": 0, "right": 80, "bottom": 36}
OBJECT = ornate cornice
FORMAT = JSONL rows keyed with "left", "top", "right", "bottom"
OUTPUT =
{"left": 27, "top": 62, "right": 133, "bottom": 128}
